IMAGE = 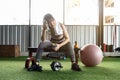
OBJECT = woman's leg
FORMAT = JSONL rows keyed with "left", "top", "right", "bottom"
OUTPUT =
{"left": 59, "top": 42, "right": 76, "bottom": 63}
{"left": 28, "top": 41, "right": 52, "bottom": 71}
{"left": 35, "top": 40, "right": 52, "bottom": 62}
{"left": 59, "top": 42, "right": 81, "bottom": 71}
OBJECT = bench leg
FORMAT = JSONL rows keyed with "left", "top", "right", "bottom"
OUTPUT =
{"left": 25, "top": 57, "right": 35, "bottom": 68}
{"left": 25, "top": 50, "right": 34, "bottom": 68}
{"left": 25, "top": 58, "right": 30, "bottom": 68}
{"left": 29, "top": 51, "right": 33, "bottom": 57}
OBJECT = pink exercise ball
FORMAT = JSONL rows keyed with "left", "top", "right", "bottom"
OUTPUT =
{"left": 80, "top": 44, "right": 104, "bottom": 67}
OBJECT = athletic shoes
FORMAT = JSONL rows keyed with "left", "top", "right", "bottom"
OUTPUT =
{"left": 71, "top": 63, "right": 82, "bottom": 71}
{"left": 27, "top": 64, "right": 43, "bottom": 72}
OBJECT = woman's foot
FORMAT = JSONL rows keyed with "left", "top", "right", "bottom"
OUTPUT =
{"left": 71, "top": 63, "right": 82, "bottom": 71}
{"left": 27, "top": 63, "right": 43, "bottom": 72}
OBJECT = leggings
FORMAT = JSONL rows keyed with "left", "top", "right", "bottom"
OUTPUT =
{"left": 35, "top": 40, "right": 76, "bottom": 63}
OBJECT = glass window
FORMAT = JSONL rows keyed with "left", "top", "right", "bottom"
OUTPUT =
{"left": 0, "top": 0, "right": 29, "bottom": 25}
{"left": 104, "top": 0, "right": 120, "bottom": 25}
{"left": 105, "top": 0, "right": 114, "bottom": 7}
{"left": 65, "top": 0, "right": 99, "bottom": 25}
{"left": 31, "top": 0, "right": 63, "bottom": 25}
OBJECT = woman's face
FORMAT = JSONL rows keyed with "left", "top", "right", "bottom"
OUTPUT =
{"left": 47, "top": 20, "right": 56, "bottom": 28}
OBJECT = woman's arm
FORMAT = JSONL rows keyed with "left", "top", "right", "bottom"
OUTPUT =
{"left": 41, "top": 28, "right": 47, "bottom": 41}
{"left": 58, "top": 23, "right": 70, "bottom": 48}
{"left": 41, "top": 21, "right": 48, "bottom": 41}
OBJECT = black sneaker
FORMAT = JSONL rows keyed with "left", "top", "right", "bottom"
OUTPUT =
{"left": 27, "top": 64, "right": 43, "bottom": 72}
{"left": 71, "top": 63, "right": 82, "bottom": 71}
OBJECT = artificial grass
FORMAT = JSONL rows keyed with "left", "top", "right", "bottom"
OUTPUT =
{"left": 0, "top": 56, "right": 120, "bottom": 80}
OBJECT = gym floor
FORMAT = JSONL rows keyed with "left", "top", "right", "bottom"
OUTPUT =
{"left": 0, "top": 56, "right": 120, "bottom": 80}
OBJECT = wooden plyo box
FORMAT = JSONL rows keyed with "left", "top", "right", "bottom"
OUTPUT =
{"left": 0, "top": 45, "right": 20, "bottom": 57}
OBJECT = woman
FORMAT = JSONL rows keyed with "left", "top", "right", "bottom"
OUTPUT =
{"left": 28, "top": 13, "right": 81, "bottom": 71}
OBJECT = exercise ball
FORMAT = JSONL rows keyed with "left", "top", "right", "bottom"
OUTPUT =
{"left": 80, "top": 44, "right": 104, "bottom": 67}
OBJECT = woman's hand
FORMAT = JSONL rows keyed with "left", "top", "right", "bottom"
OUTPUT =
{"left": 43, "top": 21, "right": 48, "bottom": 30}
{"left": 54, "top": 44, "right": 60, "bottom": 51}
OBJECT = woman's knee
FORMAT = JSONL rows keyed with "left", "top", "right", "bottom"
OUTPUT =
{"left": 38, "top": 41, "right": 52, "bottom": 49}
{"left": 38, "top": 42, "right": 44, "bottom": 49}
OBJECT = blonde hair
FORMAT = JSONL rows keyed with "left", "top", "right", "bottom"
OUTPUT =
{"left": 43, "top": 13, "right": 55, "bottom": 22}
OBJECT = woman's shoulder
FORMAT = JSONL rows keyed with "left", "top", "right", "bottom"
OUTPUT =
{"left": 56, "top": 21, "right": 63, "bottom": 25}
{"left": 57, "top": 22, "right": 65, "bottom": 28}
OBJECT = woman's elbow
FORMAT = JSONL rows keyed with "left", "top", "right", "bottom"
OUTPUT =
{"left": 66, "top": 37, "right": 70, "bottom": 42}
{"left": 41, "top": 36, "right": 45, "bottom": 41}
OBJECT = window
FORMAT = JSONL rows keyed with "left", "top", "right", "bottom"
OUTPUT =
{"left": 105, "top": 0, "right": 114, "bottom": 7}
{"left": 104, "top": 0, "right": 120, "bottom": 25}
{"left": 0, "top": 0, "right": 29, "bottom": 25}
{"left": 31, "top": 0, "right": 63, "bottom": 25}
{"left": 65, "top": 0, "right": 99, "bottom": 25}
{"left": 0, "top": 0, "right": 63, "bottom": 25}
{"left": 105, "top": 16, "right": 114, "bottom": 23}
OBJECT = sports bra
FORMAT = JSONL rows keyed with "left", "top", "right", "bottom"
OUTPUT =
{"left": 50, "top": 22, "right": 65, "bottom": 43}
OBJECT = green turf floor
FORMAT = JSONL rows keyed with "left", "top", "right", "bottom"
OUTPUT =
{"left": 0, "top": 56, "right": 120, "bottom": 80}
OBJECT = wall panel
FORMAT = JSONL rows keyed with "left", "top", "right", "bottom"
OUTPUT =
{"left": 0, "top": 25, "right": 98, "bottom": 52}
